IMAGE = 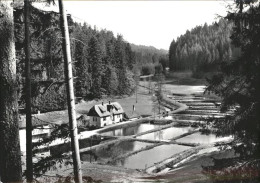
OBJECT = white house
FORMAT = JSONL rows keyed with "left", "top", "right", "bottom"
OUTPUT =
{"left": 87, "top": 101, "right": 124, "bottom": 127}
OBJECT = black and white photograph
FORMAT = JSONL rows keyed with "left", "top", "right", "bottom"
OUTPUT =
{"left": 0, "top": 0, "right": 259, "bottom": 182}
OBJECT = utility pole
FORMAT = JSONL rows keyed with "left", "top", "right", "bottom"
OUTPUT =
{"left": 148, "top": 76, "right": 151, "bottom": 94}
{"left": 58, "top": 0, "right": 83, "bottom": 182}
{"left": 135, "top": 75, "right": 138, "bottom": 103}
{"left": 24, "top": 0, "right": 33, "bottom": 181}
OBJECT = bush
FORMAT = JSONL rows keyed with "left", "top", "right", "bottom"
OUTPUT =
{"left": 141, "top": 63, "right": 155, "bottom": 75}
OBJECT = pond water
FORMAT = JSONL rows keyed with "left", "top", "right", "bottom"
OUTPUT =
{"left": 164, "top": 85, "right": 205, "bottom": 95}
{"left": 136, "top": 126, "right": 194, "bottom": 140}
{"left": 81, "top": 140, "right": 152, "bottom": 163}
{"left": 101, "top": 123, "right": 162, "bottom": 137}
{"left": 80, "top": 108, "right": 230, "bottom": 170}
{"left": 176, "top": 132, "right": 231, "bottom": 144}
{"left": 115, "top": 144, "right": 191, "bottom": 169}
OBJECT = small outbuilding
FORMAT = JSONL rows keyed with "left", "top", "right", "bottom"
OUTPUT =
{"left": 87, "top": 101, "right": 124, "bottom": 127}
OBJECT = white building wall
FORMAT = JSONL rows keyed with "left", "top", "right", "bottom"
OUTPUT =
{"left": 19, "top": 129, "right": 26, "bottom": 154}
{"left": 100, "top": 116, "right": 113, "bottom": 127}
{"left": 89, "top": 114, "right": 123, "bottom": 127}
{"left": 113, "top": 114, "right": 123, "bottom": 123}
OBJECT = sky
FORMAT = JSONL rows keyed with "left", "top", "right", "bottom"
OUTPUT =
{"left": 37, "top": 1, "right": 231, "bottom": 50}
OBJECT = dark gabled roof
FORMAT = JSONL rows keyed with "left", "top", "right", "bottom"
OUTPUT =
{"left": 88, "top": 105, "right": 110, "bottom": 117}
{"left": 113, "top": 102, "right": 121, "bottom": 110}
{"left": 87, "top": 102, "right": 124, "bottom": 117}
{"left": 98, "top": 105, "right": 107, "bottom": 113}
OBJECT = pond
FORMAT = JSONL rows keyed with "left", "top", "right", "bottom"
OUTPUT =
{"left": 114, "top": 144, "right": 191, "bottom": 169}
{"left": 80, "top": 112, "right": 229, "bottom": 170}
{"left": 100, "top": 123, "right": 163, "bottom": 137}
{"left": 136, "top": 126, "right": 194, "bottom": 140}
{"left": 176, "top": 132, "right": 231, "bottom": 144}
{"left": 81, "top": 140, "right": 152, "bottom": 163}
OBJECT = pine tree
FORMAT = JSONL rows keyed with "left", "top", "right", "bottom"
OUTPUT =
{"left": 24, "top": 0, "right": 33, "bottom": 180}
{"left": 205, "top": 1, "right": 260, "bottom": 182}
{"left": 114, "top": 35, "right": 128, "bottom": 95}
{"left": 103, "top": 65, "right": 119, "bottom": 95}
{"left": 102, "top": 41, "right": 118, "bottom": 95}
{"left": 0, "top": 1, "right": 22, "bottom": 182}
{"left": 74, "top": 32, "right": 90, "bottom": 98}
{"left": 169, "top": 39, "right": 177, "bottom": 71}
{"left": 88, "top": 36, "right": 103, "bottom": 98}
{"left": 125, "top": 43, "right": 135, "bottom": 70}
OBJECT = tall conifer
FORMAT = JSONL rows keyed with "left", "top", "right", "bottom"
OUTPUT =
{"left": 88, "top": 36, "right": 102, "bottom": 98}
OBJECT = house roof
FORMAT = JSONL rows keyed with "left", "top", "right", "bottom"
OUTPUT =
{"left": 19, "top": 115, "right": 49, "bottom": 129}
{"left": 19, "top": 110, "right": 82, "bottom": 129}
{"left": 88, "top": 102, "right": 124, "bottom": 117}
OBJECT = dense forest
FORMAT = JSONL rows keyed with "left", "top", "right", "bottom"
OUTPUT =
{"left": 169, "top": 19, "right": 240, "bottom": 76}
{"left": 131, "top": 44, "right": 169, "bottom": 75}
{"left": 14, "top": 5, "right": 167, "bottom": 113}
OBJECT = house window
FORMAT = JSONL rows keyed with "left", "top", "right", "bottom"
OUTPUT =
{"left": 103, "top": 117, "right": 106, "bottom": 121}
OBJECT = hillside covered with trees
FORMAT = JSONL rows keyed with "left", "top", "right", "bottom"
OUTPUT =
{"left": 131, "top": 44, "right": 168, "bottom": 75}
{"left": 14, "top": 5, "right": 167, "bottom": 113}
{"left": 168, "top": 19, "right": 240, "bottom": 76}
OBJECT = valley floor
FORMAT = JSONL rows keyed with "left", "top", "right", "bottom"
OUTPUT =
{"left": 30, "top": 79, "right": 232, "bottom": 183}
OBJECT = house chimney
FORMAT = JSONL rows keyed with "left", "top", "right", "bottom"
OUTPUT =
{"left": 102, "top": 102, "right": 103, "bottom": 106}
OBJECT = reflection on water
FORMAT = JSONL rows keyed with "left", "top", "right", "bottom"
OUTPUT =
{"left": 137, "top": 126, "right": 194, "bottom": 140}
{"left": 115, "top": 144, "right": 191, "bottom": 169}
{"left": 101, "top": 123, "right": 160, "bottom": 136}
{"left": 176, "top": 132, "right": 231, "bottom": 144}
{"left": 81, "top": 141, "right": 151, "bottom": 163}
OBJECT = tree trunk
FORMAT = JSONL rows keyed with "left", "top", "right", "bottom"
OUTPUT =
{"left": 58, "top": 0, "right": 83, "bottom": 182}
{"left": 24, "top": 0, "right": 33, "bottom": 181}
{"left": 0, "top": 1, "right": 23, "bottom": 182}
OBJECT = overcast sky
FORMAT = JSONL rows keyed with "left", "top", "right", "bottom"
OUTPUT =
{"left": 38, "top": 1, "right": 230, "bottom": 50}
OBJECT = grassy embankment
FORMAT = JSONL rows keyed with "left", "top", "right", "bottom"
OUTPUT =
{"left": 76, "top": 71, "right": 209, "bottom": 116}
{"left": 35, "top": 71, "right": 209, "bottom": 123}
{"left": 76, "top": 81, "right": 156, "bottom": 118}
